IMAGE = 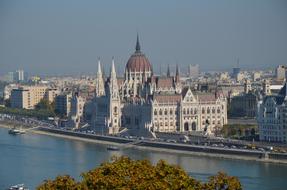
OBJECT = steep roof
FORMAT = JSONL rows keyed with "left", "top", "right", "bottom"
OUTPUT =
{"left": 153, "top": 94, "right": 181, "bottom": 103}
{"left": 195, "top": 92, "right": 217, "bottom": 102}
{"left": 156, "top": 77, "right": 174, "bottom": 89}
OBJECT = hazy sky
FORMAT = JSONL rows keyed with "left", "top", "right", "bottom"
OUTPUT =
{"left": 0, "top": 0, "right": 287, "bottom": 76}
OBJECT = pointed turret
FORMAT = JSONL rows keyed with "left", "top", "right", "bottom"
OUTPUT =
{"left": 95, "top": 57, "right": 105, "bottom": 97}
{"left": 175, "top": 64, "right": 180, "bottom": 82}
{"left": 111, "top": 57, "right": 116, "bottom": 77}
{"left": 135, "top": 33, "right": 141, "bottom": 53}
{"left": 109, "top": 57, "right": 119, "bottom": 99}
{"left": 97, "top": 57, "right": 102, "bottom": 75}
{"left": 107, "top": 57, "right": 121, "bottom": 134}
{"left": 167, "top": 64, "right": 170, "bottom": 77}
{"left": 175, "top": 64, "right": 182, "bottom": 93}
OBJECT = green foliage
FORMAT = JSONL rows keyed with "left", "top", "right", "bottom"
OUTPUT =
{"left": 35, "top": 99, "right": 55, "bottom": 113}
{"left": 204, "top": 172, "right": 242, "bottom": 190}
{"left": 0, "top": 106, "right": 55, "bottom": 119}
{"left": 0, "top": 98, "right": 56, "bottom": 119}
{"left": 37, "top": 175, "right": 78, "bottom": 190}
{"left": 37, "top": 156, "right": 242, "bottom": 190}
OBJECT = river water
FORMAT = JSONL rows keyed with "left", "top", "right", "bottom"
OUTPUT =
{"left": 0, "top": 127, "right": 286, "bottom": 190}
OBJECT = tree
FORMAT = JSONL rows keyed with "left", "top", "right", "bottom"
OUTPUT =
{"left": 37, "top": 156, "right": 242, "bottom": 190}
{"left": 35, "top": 99, "right": 53, "bottom": 111}
{"left": 204, "top": 172, "right": 242, "bottom": 190}
{"left": 37, "top": 175, "right": 78, "bottom": 190}
{"left": 35, "top": 99, "right": 56, "bottom": 116}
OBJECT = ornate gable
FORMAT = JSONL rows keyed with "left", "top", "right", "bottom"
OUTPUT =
{"left": 182, "top": 88, "right": 196, "bottom": 103}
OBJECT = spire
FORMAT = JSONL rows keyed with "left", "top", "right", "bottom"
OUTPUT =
{"left": 111, "top": 57, "right": 116, "bottom": 77}
{"left": 95, "top": 57, "right": 105, "bottom": 97}
{"left": 97, "top": 57, "right": 102, "bottom": 75}
{"left": 175, "top": 64, "right": 180, "bottom": 82}
{"left": 176, "top": 64, "right": 179, "bottom": 76}
{"left": 109, "top": 57, "right": 119, "bottom": 99}
{"left": 135, "top": 33, "right": 141, "bottom": 53}
{"left": 167, "top": 64, "right": 170, "bottom": 77}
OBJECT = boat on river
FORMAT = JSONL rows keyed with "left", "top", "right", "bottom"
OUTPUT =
{"left": 107, "top": 146, "right": 120, "bottom": 151}
{"left": 7, "top": 184, "right": 29, "bottom": 190}
{"left": 8, "top": 128, "right": 26, "bottom": 135}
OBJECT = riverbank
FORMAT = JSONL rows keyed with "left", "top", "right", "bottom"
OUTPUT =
{"left": 1, "top": 122, "right": 287, "bottom": 164}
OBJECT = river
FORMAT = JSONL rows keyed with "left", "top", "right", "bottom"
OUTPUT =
{"left": 0, "top": 127, "right": 286, "bottom": 190}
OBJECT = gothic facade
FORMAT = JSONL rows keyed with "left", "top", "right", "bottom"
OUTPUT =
{"left": 258, "top": 82, "right": 287, "bottom": 143}
{"left": 91, "top": 36, "right": 228, "bottom": 136}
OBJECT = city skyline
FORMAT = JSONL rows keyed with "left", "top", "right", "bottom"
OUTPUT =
{"left": 1, "top": 0, "right": 287, "bottom": 76}
{"left": 2, "top": 1, "right": 287, "bottom": 189}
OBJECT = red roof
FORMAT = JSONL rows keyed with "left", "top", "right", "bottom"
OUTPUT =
{"left": 197, "top": 93, "right": 217, "bottom": 102}
{"left": 126, "top": 52, "right": 152, "bottom": 72}
{"left": 153, "top": 94, "right": 181, "bottom": 103}
{"left": 156, "top": 77, "right": 174, "bottom": 89}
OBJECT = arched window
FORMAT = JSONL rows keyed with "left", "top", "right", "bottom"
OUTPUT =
{"left": 202, "top": 108, "right": 205, "bottom": 114}
{"left": 212, "top": 108, "right": 215, "bottom": 114}
{"left": 114, "top": 107, "right": 117, "bottom": 113}
{"left": 192, "top": 122, "right": 196, "bottom": 131}
{"left": 190, "top": 108, "right": 193, "bottom": 114}
{"left": 159, "top": 110, "right": 162, "bottom": 115}
{"left": 217, "top": 108, "right": 221, "bottom": 114}
{"left": 183, "top": 108, "right": 186, "bottom": 115}
{"left": 170, "top": 109, "right": 173, "bottom": 115}
{"left": 187, "top": 109, "right": 190, "bottom": 114}
{"left": 184, "top": 122, "right": 189, "bottom": 131}
{"left": 154, "top": 110, "right": 157, "bottom": 115}
{"left": 207, "top": 108, "right": 210, "bottom": 114}
{"left": 164, "top": 109, "right": 168, "bottom": 115}
{"left": 194, "top": 108, "right": 197, "bottom": 114}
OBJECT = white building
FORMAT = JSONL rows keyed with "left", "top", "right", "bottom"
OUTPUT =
{"left": 275, "top": 65, "right": 286, "bottom": 81}
{"left": 15, "top": 70, "right": 25, "bottom": 82}
{"left": 68, "top": 92, "right": 85, "bottom": 128}
{"left": 252, "top": 72, "right": 261, "bottom": 81}
{"left": 90, "top": 36, "right": 228, "bottom": 136}
{"left": 257, "top": 82, "right": 287, "bottom": 143}
{"left": 189, "top": 64, "right": 199, "bottom": 78}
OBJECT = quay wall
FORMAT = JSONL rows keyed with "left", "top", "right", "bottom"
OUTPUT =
{"left": 38, "top": 127, "right": 133, "bottom": 144}
{"left": 38, "top": 127, "right": 270, "bottom": 159}
{"left": 138, "top": 141, "right": 263, "bottom": 158}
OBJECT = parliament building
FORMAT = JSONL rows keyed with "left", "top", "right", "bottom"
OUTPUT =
{"left": 90, "top": 36, "right": 228, "bottom": 136}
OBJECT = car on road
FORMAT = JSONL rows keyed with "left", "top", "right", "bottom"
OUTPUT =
{"left": 258, "top": 148, "right": 265, "bottom": 152}
{"left": 166, "top": 139, "right": 177, "bottom": 143}
{"left": 218, "top": 143, "right": 224, "bottom": 147}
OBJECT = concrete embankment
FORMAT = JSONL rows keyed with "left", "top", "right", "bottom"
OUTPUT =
{"left": 36, "top": 127, "right": 287, "bottom": 164}
{"left": 38, "top": 127, "right": 134, "bottom": 144}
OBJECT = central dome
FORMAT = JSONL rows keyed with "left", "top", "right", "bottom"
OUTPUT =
{"left": 125, "top": 35, "right": 152, "bottom": 72}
